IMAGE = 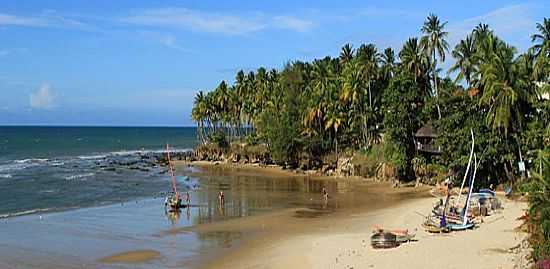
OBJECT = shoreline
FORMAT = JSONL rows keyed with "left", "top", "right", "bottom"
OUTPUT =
{"left": 0, "top": 159, "right": 530, "bottom": 269}
{"left": 203, "top": 196, "right": 528, "bottom": 269}
{"left": 173, "top": 159, "right": 383, "bottom": 183}
{"left": 177, "top": 160, "right": 529, "bottom": 269}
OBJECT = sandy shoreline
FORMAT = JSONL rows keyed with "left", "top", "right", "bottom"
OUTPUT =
{"left": 175, "top": 160, "right": 529, "bottom": 269}
{"left": 204, "top": 196, "right": 527, "bottom": 269}
{"left": 0, "top": 160, "right": 529, "bottom": 269}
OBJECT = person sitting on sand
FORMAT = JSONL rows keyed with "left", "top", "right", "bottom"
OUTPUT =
{"left": 218, "top": 191, "right": 225, "bottom": 204}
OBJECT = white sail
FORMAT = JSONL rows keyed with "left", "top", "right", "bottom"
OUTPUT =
{"left": 455, "top": 129, "right": 475, "bottom": 207}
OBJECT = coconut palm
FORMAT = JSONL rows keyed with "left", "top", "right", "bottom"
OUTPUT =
{"left": 400, "top": 38, "right": 428, "bottom": 83}
{"left": 381, "top": 47, "right": 396, "bottom": 80}
{"left": 340, "top": 43, "right": 354, "bottom": 65}
{"left": 473, "top": 23, "right": 492, "bottom": 43}
{"left": 420, "top": 14, "right": 449, "bottom": 119}
{"left": 449, "top": 35, "right": 476, "bottom": 87}
{"left": 531, "top": 18, "right": 550, "bottom": 81}
{"left": 192, "top": 91, "right": 206, "bottom": 144}
{"left": 479, "top": 43, "right": 529, "bottom": 135}
{"left": 324, "top": 104, "right": 345, "bottom": 166}
{"left": 357, "top": 43, "right": 380, "bottom": 108}
{"left": 531, "top": 18, "right": 550, "bottom": 57}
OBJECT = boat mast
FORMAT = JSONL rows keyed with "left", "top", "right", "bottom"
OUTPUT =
{"left": 462, "top": 153, "right": 478, "bottom": 225}
{"left": 166, "top": 144, "right": 177, "bottom": 194}
{"left": 455, "top": 129, "right": 475, "bottom": 207}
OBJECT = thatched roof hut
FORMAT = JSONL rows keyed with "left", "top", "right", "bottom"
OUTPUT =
{"left": 415, "top": 123, "right": 437, "bottom": 138}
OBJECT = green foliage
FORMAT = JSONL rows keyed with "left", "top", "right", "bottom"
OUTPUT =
{"left": 207, "top": 131, "right": 229, "bottom": 149}
{"left": 382, "top": 72, "right": 423, "bottom": 180}
{"left": 189, "top": 15, "right": 550, "bottom": 263}
{"left": 436, "top": 91, "right": 520, "bottom": 187}
{"left": 255, "top": 63, "right": 305, "bottom": 165}
{"left": 520, "top": 147, "right": 550, "bottom": 261}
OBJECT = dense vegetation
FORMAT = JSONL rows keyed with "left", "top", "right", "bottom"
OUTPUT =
{"left": 191, "top": 15, "right": 549, "bottom": 262}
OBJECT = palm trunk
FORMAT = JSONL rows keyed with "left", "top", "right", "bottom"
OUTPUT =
{"left": 335, "top": 131, "right": 339, "bottom": 170}
{"left": 433, "top": 50, "right": 441, "bottom": 120}
{"left": 368, "top": 80, "right": 372, "bottom": 109}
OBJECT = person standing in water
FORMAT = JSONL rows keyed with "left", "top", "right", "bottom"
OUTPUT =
{"left": 185, "top": 191, "right": 191, "bottom": 207}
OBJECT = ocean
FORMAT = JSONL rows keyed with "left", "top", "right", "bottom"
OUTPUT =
{"left": 0, "top": 126, "right": 198, "bottom": 217}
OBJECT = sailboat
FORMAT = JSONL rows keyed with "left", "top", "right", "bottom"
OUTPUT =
{"left": 422, "top": 129, "right": 477, "bottom": 233}
{"left": 447, "top": 153, "right": 478, "bottom": 231}
{"left": 165, "top": 144, "right": 184, "bottom": 211}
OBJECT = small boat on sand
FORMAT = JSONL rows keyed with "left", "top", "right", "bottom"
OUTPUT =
{"left": 371, "top": 226, "right": 416, "bottom": 248}
{"left": 164, "top": 144, "right": 185, "bottom": 211}
{"left": 371, "top": 232, "right": 399, "bottom": 249}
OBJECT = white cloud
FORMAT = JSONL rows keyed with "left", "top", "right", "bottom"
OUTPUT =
{"left": 137, "top": 31, "right": 192, "bottom": 52}
{"left": 0, "top": 13, "right": 47, "bottom": 27}
{"left": 273, "top": 16, "right": 313, "bottom": 32}
{"left": 0, "top": 11, "right": 95, "bottom": 31}
{"left": 30, "top": 84, "right": 55, "bottom": 109}
{"left": 122, "top": 8, "right": 314, "bottom": 35}
{"left": 122, "top": 8, "right": 265, "bottom": 35}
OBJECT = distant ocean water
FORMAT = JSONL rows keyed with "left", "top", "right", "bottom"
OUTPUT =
{"left": 0, "top": 126, "right": 198, "bottom": 217}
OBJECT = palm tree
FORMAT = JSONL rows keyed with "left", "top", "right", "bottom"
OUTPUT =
{"left": 531, "top": 18, "right": 550, "bottom": 57}
{"left": 531, "top": 18, "right": 550, "bottom": 81}
{"left": 357, "top": 43, "right": 380, "bottom": 108}
{"left": 479, "top": 42, "right": 530, "bottom": 135}
{"left": 192, "top": 91, "right": 206, "bottom": 144}
{"left": 381, "top": 47, "right": 396, "bottom": 80}
{"left": 340, "top": 60, "right": 368, "bottom": 146}
{"left": 340, "top": 43, "right": 354, "bottom": 65}
{"left": 420, "top": 14, "right": 449, "bottom": 119}
{"left": 400, "top": 38, "right": 428, "bottom": 83}
{"left": 449, "top": 35, "right": 476, "bottom": 87}
{"left": 324, "top": 104, "right": 344, "bottom": 167}
{"left": 473, "top": 23, "right": 492, "bottom": 42}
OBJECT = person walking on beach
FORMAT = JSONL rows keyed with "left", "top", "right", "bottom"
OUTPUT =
{"left": 322, "top": 187, "right": 329, "bottom": 201}
{"left": 218, "top": 191, "right": 225, "bottom": 205}
{"left": 185, "top": 191, "right": 191, "bottom": 207}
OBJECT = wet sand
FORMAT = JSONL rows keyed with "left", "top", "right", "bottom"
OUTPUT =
{"left": 99, "top": 250, "right": 161, "bottom": 263}
{"left": 0, "top": 161, "right": 526, "bottom": 269}
{"left": 205, "top": 197, "right": 527, "bottom": 269}
{"left": 0, "top": 163, "right": 428, "bottom": 269}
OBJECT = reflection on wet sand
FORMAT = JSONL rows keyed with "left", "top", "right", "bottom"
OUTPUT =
{"left": 0, "top": 165, "right": 429, "bottom": 269}
{"left": 99, "top": 250, "right": 161, "bottom": 263}
{"left": 189, "top": 167, "right": 351, "bottom": 226}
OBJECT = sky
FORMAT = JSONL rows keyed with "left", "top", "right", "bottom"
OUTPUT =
{"left": 0, "top": 0, "right": 548, "bottom": 126}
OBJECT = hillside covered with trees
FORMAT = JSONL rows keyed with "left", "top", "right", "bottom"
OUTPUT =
{"left": 191, "top": 15, "right": 550, "bottom": 262}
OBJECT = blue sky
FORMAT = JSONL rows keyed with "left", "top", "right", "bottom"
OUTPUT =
{"left": 0, "top": 0, "right": 547, "bottom": 126}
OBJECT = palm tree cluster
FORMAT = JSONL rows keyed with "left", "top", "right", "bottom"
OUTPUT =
{"left": 191, "top": 15, "right": 549, "bottom": 178}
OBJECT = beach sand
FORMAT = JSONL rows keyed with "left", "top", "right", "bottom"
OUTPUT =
{"left": 0, "top": 161, "right": 528, "bottom": 269}
{"left": 204, "top": 196, "right": 527, "bottom": 269}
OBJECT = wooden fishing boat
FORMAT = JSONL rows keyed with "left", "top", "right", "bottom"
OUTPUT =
{"left": 373, "top": 226, "right": 416, "bottom": 243}
{"left": 164, "top": 144, "right": 184, "bottom": 211}
{"left": 422, "top": 217, "right": 450, "bottom": 233}
{"left": 371, "top": 232, "right": 399, "bottom": 249}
